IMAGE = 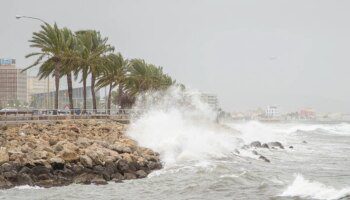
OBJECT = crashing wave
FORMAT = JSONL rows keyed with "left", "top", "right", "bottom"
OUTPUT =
{"left": 280, "top": 174, "right": 350, "bottom": 200}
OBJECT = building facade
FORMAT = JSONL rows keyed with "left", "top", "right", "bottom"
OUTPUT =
{"left": 27, "top": 75, "right": 55, "bottom": 104}
{"left": 201, "top": 93, "right": 219, "bottom": 110}
{"left": 265, "top": 106, "right": 278, "bottom": 118}
{"left": 0, "top": 59, "right": 27, "bottom": 108}
{"left": 31, "top": 86, "right": 100, "bottom": 109}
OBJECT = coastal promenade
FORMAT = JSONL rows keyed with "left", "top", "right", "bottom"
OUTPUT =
{"left": 0, "top": 109, "right": 135, "bottom": 125}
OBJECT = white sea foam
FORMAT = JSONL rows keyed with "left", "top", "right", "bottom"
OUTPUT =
{"left": 13, "top": 185, "right": 43, "bottom": 190}
{"left": 127, "top": 87, "right": 242, "bottom": 167}
{"left": 229, "top": 121, "right": 350, "bottom": 144}
{"left": 280, "top": 174, "right": 350, "bottom": 200}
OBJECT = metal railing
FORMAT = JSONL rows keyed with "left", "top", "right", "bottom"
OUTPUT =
{"left": 0, "top": 108, "right": 142, "bottom": 124}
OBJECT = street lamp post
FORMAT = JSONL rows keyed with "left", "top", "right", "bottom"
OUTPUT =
{"left": 15, "top": 15, "right": 51, "bottom": 110}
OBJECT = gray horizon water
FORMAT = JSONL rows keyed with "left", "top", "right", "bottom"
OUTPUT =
{"left": 1, "top": 121, "right": 350, "bottom": 200}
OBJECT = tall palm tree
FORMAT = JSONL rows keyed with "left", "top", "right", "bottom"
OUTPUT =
{"left": 96, "top": 53, "right": 127, "bottom": 114}
{"left": 125, "top": 59, "right": 175, "bottom": 106}
{"left": 60, "top": 28, "right": 79, "bottom": 114}
{"left": 75, "top": 30, "right": 114, "bottom": 113}
{"left": 23, "top": 23, "right": 72, "bottom": 113}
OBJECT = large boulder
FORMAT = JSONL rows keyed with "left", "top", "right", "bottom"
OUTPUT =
{"left": 267, "top": 142, "right": 284, "bottom": 149}
{"left": 79, "top": 155, "right": 93, "bottom": 168}
{"left": 0, "top": 148, "right": 9, "bottom": 165}
{"left": 0, "top": 176, "right": 12, "bottom": 189}
{"left": 59, "top": 150, "right": 79, "bottom": 162}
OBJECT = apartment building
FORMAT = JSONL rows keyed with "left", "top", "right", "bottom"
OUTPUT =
{"left": 0, "top": 58, "right": 27, "bottom": 107}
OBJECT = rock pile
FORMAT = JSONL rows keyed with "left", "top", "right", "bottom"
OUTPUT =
{"left": 0, "top": 120, "right": 162, "bottom": 189}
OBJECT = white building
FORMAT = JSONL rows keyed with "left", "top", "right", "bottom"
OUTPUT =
{"left": 27, "top": 76, "right": 55, "bottom": 103}
{"left": 266, "top": 106, "right": 278, "bottom": 118}
{"left": 201, "top": 93, "right": 219, "bottom": 110}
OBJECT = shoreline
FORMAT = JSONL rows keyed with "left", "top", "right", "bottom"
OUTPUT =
{"left": 0, "top": 120, "right": 162, "bottom": 189}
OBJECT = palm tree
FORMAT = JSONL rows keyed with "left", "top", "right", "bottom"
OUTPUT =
{"left": 75, "top": 30, "right": 114, "bottom": 113}
{"left": 59, "top": 28, "right": 80, "bottom": 114}
{"left": 23, "top": 23, "right": 73, "bottom": 113}
{"left": 96, "top": 53, "right": 127, "bottom": 114}
{"left": 124, "top": 59, "right": 175, "bottom": 106}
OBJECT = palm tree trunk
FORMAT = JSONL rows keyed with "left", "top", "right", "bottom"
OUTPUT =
{"left": 107, "top": 83, "right": 112, "bottom": 115}
{"left": 67, "top": 72, "right": 74, "bottom": 115}
{"left": 118, "top": 84, "right": 123, "bottom": 109}
{"left": 82, "top": 69, "right": 87, "bottom": 114}
{"left": 91, "top": 72, "right": 97, "bottom": 113}
{"left": 54, "top": 63, "right": 61, "bottom": 115}
{"left": 82, "top": 77, "right": 87, "bottom": 114}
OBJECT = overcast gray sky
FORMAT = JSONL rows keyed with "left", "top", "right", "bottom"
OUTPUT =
{"left": 1, "top": 0, "right": 349, "bottom": 113}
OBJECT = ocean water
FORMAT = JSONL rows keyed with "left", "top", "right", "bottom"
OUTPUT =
{"left": 1, "top": 89, "right": 350, "bottom": 200}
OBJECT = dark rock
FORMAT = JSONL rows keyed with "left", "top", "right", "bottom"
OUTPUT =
{"left": 91, "top": 176, "right": 107, "bottom": 185}
{"left": 80, "top": 155, "right": 93, "bottom": 168}
{"left": 250, "top": 141, "right": 262, "bottom": 148}
{"left": 117, "top": 159, "right": 129, "bottom": 172}
{"left": 49, "top": 157, "right": 65, "bottom": 171}
{"left": 74, "top": 173, "right": 94, "bottom": 185}
{"left": 123, "top": 173, "right": 137, "bottom": 180}
{"left": 289, "top": 146, "right": 294, "bottom": 149}
{"left": 32, "top": 165, "right": 50, "bottom": 176}
{"left": 261, "top": 143, "right": 269, "bottom": 148}
{"left": 1, "top": 163, "right": 13, "bottom": 172}
{"left": 0, "top": 176, "right": 13, "bottom": 189}
{"left": 3, "top": 170, "right": 17, "bottom": 179}
{"left": 17, "top": 173, "right": 34, "bottom": 186}
{"left": 147, "top": 161, "right": 162, "bottom": 170}
{"left": 135, "top": 170, "right": 147, "bottom": 178}
{"left": 111, "top": 173, "right": 124, "bottom": 180}
{"left": 19, "top": 166, "right": 32, "bottom": 174}
{"left": 302, "top": 141, "right": 307, "bottom": 144}
{"left": 36, "top": 179, "right": 54, "bottom": 188}
{"left": 252, "top": 150, "right": 258, "bottom": 155}
{"left": 267, "top": 142, "right": 284, "bottom": 149}
{"left": 259, "top": 155, "right": 270, "bottom": 163}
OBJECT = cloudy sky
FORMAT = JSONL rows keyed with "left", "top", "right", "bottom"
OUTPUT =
{"left": 1, "top": 0, "right": 349, "bottom": 112}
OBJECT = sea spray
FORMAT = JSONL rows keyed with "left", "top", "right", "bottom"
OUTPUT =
{"left": 126, "top": 87, "right": 242, "bottom": 166}
{"left": 280, "top": 174, "right": 350, "bottom": 200}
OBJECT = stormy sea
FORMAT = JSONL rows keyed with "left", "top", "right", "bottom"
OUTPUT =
{"left": 1, "top": 89, "right": 350, "bottom": 200}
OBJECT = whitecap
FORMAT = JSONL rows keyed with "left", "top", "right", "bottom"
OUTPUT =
{"left": 280, "top": 174, "right": 350, "bottom": 200}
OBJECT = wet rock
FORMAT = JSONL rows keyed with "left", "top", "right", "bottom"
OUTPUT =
{"left": 124, "top": 172, "right": 137, "bottom": 180}
{"left": 250, "top": 141, "right": 262, "bottom": 148}
{"left": 91, "top": 176, "right": 107, "bottom": 185}
{"left": 74, "top": 173, "right": 95, "bottom": 185}
{"left": 49, "top": 157, "right": 65, "bottom": 171}
{"left": 17, "top": 173, "right": 34, "bottom": 186}
{"left": 80, "top": 155, "right": 93, "bottom": 168}
{"left": 135, "top": 170, "right": 147, "bottom": 178}
{"left": 111, "top": 173, "right": 124, "bottom": 181}
{"left": 259, "top": 155, "right": 270, "bottom": 163}
{"left": 267, "top": 142, "right": 284, "bottom": 149}
{"left": 0, "top": 163, "right": 13, "bottom": 172}
{"left": 0, "top": 120, "right": 162, "bottom": 189}
{"left": 0, "top": 176, "right": 12, "bottom": 189}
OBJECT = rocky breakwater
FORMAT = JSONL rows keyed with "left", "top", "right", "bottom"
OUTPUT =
{"left": 0, "top": 120, "right": 162, "bottom": 189}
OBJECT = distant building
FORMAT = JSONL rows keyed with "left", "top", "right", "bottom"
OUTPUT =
{"left": 265, "top": 106, "right": 278, "bottom": 118}
{"left": 27, "top": 75, "right": 55, "bottom": 104}
{"left": 299, "top": 108, "right": 315, "bottom": 119}
{"left": 200, "top": 93, "right": 219, "bottom": 110}
{"left": 0, "top": 58, "right": 27, "bottom": 107}
{"left": 31, "top": 86, "right": 100, "bottom": 109}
